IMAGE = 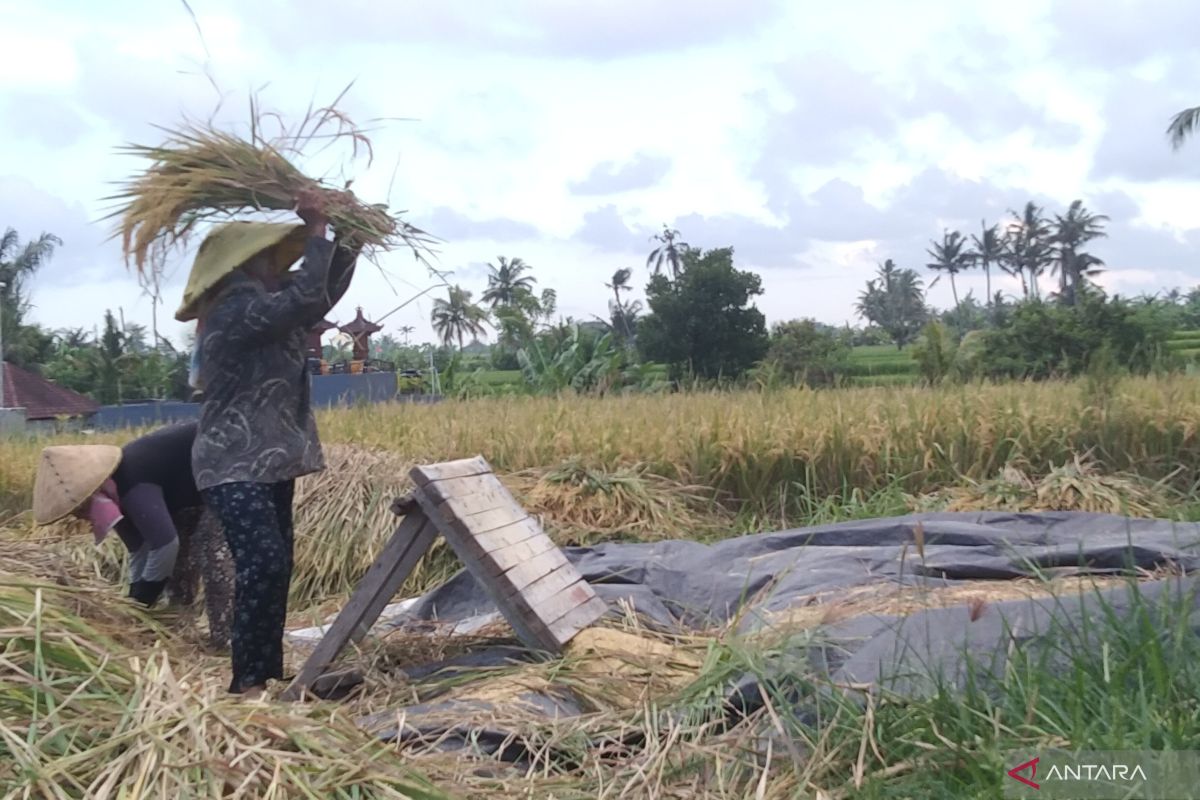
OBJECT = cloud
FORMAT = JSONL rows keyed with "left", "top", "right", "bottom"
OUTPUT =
{"left": 1090, "top": 73, "right": 1200, "bottom": 182}
{"left": 568, "top": 154, "right": 672, "bottom": 195}
{"left": 1047, "top": 0, "right": 1200, "bottom": 68}
{"left": 750, "top": 51, "right": 1084, "bottom": 213}
{"left": 420, "top": 207, "right": 541, "bottom": 242}
{"left": 240, "top": 0, "right": 781, "bottom": 60}
{"left": 0, "top": 176, "right": 119, "bottom": 288}
{"left": 573, "top": 205, "right": 650, "bottom": 251}
{"left": 0, "top": 93, "right": 91, "bottom": 149}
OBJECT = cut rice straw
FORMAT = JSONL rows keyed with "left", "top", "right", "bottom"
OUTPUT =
{"left": 104, "top": 85, "right": 439, "bottom": 277}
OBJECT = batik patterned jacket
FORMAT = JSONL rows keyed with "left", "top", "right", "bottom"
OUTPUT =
{"left": 192, "top": 235, "right": 357, "bottom": 491}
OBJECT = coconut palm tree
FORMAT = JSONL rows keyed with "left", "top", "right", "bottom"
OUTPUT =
{"left": 1051, "top": 199, "right": 1109, "bottom": 306}
{"left": 481, "top": 257, "right": 536, "bottom": 309}
{"left": 969, "top": 221, "right": 1002, "bottom": 309}
{"left": 431, "top": 286, "right": 489, "bottom": 351}
{"left": 647, "top": 225, "right": 689, "bottom": 280}
{"left": 856, "top": 259, "right": 928, "bottom": 349}
{"left": 0, "top": 228, "right": 60, "bottom": 335}
{"left": 925, "top": 229, "right": 973, "bottom": 309}
{"left": 606, "top": 267, "right": 633, "bottom": 307}
{"left": 1167, "top": 105, "right": 1200, "bottom": 149}
{"left": 1001, "top": 202, "right": 1055, "bottom": 299}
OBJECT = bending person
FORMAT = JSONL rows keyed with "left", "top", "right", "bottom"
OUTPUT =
{"left": 180, "top": 190, "right": 358, "bottom": 696}
{"left": 32, "top": 421, "right": 235, "bottom": 649}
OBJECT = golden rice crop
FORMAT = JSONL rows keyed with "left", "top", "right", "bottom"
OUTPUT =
{"left": 105, "top": 91, "right": 438, "bottom": 276}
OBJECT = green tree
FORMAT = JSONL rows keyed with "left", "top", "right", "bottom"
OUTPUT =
{"left": 431, "top": 285, "right": 489, "bottom": 351}
{"left": 763, "top": 319, "right": 851, "bottom": 388}
{"left": 481, "top": 256, "right": 536, "bottom": 309}
{"left": 1051, "top": 199, "right": 1109, "bottom": 306}
{"left": 969, "top": 221, "right": 1002, "bottom": 310}
{"left": 0, "top": 228, "right": 61, "bottom": 369}
{"left": 1001, "top": 202, "right": 1055, "bottom": 300}
{"left": 637, "top": 247, "right": 769, "bottom": 381}
{"left": 925, "top": 229, "right": 973, "bottom": 309}
{"left": 605, "top": 268, "right": 641, "bottom": 343}
{"left": 911, "top": 321, "right": 958, "bottom": 385}
{"left": 855, "top": 259, "right": 928, "bottom": 350}
{"left": 980, "top": 292, "right": 1171, "bottom": 380}
{"left": 939, "top": 293, "right": 988, "bottom": 338}
{"left": 646, "top": 225, "right": 690, "bottom": 280}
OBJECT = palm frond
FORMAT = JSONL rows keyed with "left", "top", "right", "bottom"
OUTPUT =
{"left": 1168, "top": 105, "right": 1200, "bottom": 150}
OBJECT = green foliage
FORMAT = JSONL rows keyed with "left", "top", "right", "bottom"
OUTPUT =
{"left": 40, "top": 310, "right": 190, "bottom": 403}
{"left": 430, "top": 285, "right": 489, "bottom": 350}
{"left": 981, "top": 293, "right": 1173, "bottom": 380}
{"left": 637, "top": 247, "right": 769, "bottom": 382}
{"left": 1001, "top": 201, "right": 1056, "bottom": 299}
{"left": 925, "top": 229, "right": 973, "bottom": 307}
{"left": 763, "top": 318, "right": 851, "bottom": 388}
{"left": 481, "top": 256, "right": 536, "bottom": 309}
{"left": 856, "top": 259, "right": 929, "bottom": 349}
{"left": 953, "top": 329, "right": 989, "bottom": 381}
{"left": 939, "top": 293, "right": 988, "bottom": 338}
{"left": 911, "top": 321, "right": 958, "bottom": 385}
{"left": 517, "top": 324, "right": 654, "bottom": 395}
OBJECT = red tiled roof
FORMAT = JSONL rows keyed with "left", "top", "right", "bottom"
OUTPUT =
{"left": 339, "top": 307, "right": 382, "bottom": 336}
{"left": 2, "top": 362, "right": 99, "bottom": 420}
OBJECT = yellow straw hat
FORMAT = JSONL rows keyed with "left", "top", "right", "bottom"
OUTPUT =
{"left": 32, "top": 445, "right": 123, "bottom": 525}
{"left": 174, "top": 221, "right": 309, "bottom": 322}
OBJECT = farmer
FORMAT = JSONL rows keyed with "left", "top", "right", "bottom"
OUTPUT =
{"left": 179, "top": 189, "right": 359, "bottom": 696}
{"left": 32, "top": 421, "right": 235, "bottom": 649}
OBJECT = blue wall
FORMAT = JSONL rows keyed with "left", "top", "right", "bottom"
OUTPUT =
{"left": 311, "top": 372, "right": 397, "bottom": 408}
{"left": 89, "top": 374, "right": 442, "bottom": 431}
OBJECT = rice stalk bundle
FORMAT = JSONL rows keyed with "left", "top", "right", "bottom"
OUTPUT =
{"left": 105, "top": 90, "right": 439, "bottom": 277}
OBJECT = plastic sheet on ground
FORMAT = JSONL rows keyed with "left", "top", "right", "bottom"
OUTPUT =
{"left": 353, "top": 511, "right": 1200, "bottom": 754}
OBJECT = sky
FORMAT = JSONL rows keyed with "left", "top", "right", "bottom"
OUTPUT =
{"left": 1, "top": 0, "right": 1199, "bottom": 349}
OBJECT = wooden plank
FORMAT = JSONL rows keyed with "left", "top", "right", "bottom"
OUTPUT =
{"left": 515, "top": 580, "right": 597, "bottom": 627}
{"left": 410, "top": 456, "right": 491, "bottom": 487}
{"left": 496, "top": 548, "right": 570, "bottom": 594}
{"left": 545, "top": 595, "right": 610, "bottom": 647}
{"left": 451, "top": 506, "right": 535, "bottom": 538}
{"left": 505, "top": 562, "right": 580, "bottom": 607}
{"left": 470, "top": 517, "right": 543, "bottom": 554}
{"left": 411, "top": 485, "right": 555, "bottom": 651}
{"left": 483, "top": 534, "right": 559, "bottom": 576}
{"left": 440, "top": 490, "right": 519, "bottom": 521}
{"left": 420, "top": 473, "right": 499, "bottom": 506}
{"left": 282, "top": 511, "right": 437, "bottom": 700}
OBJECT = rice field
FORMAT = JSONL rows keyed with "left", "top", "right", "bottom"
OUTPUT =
{"left": 4, "top": 375, "right": 1200, "bottom": 797}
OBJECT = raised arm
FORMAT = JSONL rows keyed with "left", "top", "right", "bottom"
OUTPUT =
{"left": 212, "top": 191, "right": 358, "bottom": 343}
{"left": 214, "top": 236, "right": 340, "bottom": 343}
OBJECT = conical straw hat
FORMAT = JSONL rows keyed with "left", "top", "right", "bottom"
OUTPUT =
{"left": 32, "top": 445, "right": 123, "bottom": 525}
{"left": 174, "top": 221, "right": 308, "bottom": 322}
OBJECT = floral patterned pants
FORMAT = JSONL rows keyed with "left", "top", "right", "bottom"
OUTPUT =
{"left": 201, "top": 480, "right": 296, "bottom": 694}
{"left": 166, "top": 506, "right": 236, "bottom": 651}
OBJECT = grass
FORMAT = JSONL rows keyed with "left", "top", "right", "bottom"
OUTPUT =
{"left": 4, "top": 374, "right": 1200, "bottom": 796}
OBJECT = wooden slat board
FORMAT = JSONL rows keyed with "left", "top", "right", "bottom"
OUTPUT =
{"left": 283, "top": 455, "right": 607, "bottom": 700}
{"left": 410, "top": 456, "right": 608, "bottom": 651}
{"left": 282, "top": 511, "right": 438, "bottom": 700}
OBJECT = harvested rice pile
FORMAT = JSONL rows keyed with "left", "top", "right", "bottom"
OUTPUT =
{"left": 913, "top": 454, "right": 1174, "bottom": 516}
{"left": 106, "top": 92, "right": 437, "bottom": 275}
